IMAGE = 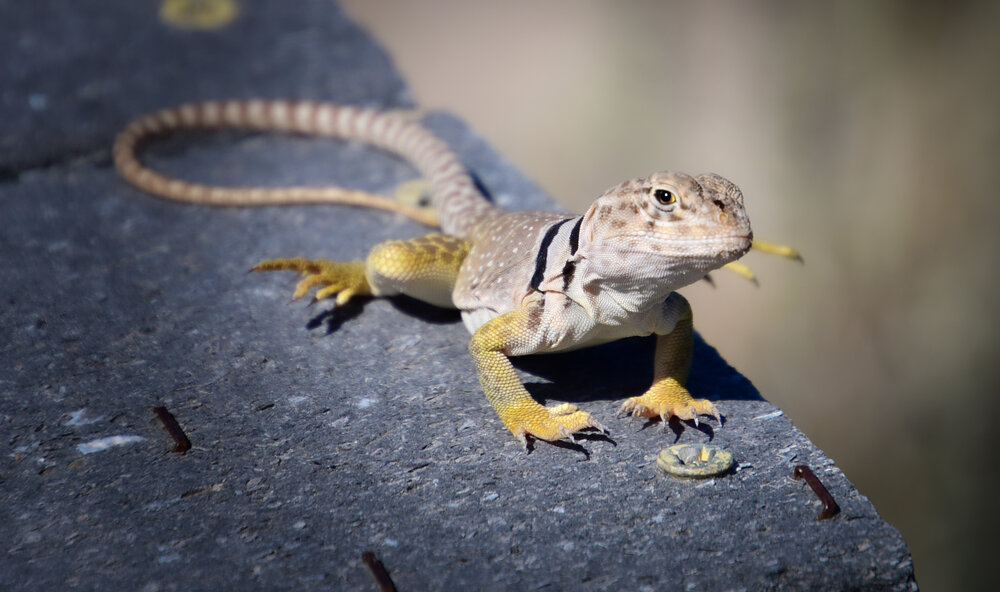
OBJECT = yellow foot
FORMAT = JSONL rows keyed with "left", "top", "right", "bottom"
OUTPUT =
{"left": 752, "top": 239, "right": 804, "bottom": 263}
{"left": 619, "top": 383, "right": 720, "bottom": 427}
{"left": 720, "top": 261, "right": 759, "bottom": 285}
{"left": 251, "top": 257, "right": 371, "bottom": 305}
{"left": 502, "top": 402, "right": 607, "bottom": 448}
{"left": 716, "top": 239, "right": 802, "bottom": 286}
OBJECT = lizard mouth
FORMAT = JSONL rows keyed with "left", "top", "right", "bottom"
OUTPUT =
{"left": 634, "top": 233, "right": 753, "bottom": 253}
{"left": 722, "top": 234, "right": 754, "bottom": 259}
{"left": 643, "top": 233, "right": 753, "bottom": 266}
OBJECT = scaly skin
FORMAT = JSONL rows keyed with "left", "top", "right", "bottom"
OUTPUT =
{"left": 618, "top": 298, "right": 720, "bottom": 425}
{"left": 114, "top": 100, "right": 793, "bottom": 448}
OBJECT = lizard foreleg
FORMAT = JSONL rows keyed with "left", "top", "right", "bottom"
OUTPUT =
{"left": 619, "top": 294, "right": 721, "bottom": 426}
{"left": 469, "top": 307, "right": 606, "bottom": 448}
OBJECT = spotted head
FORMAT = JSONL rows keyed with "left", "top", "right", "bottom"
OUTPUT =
{"left": 579, "top": 171, "right": 753, "bottom": 290}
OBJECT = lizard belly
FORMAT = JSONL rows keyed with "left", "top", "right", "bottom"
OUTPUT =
{"left": 532, "top": 292, "right": 672, "bottom": 354}
{"left": 463, "top": 290, "right": 675, "bottom": 357}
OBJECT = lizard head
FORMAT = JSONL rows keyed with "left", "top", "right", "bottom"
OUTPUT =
{"left": 580, "top": 171, "right": 753, "bottom": 289}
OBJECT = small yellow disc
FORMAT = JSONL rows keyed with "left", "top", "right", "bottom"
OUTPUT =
{"left": 657, "top": 444, "right": 733, "bottom": 478}
{"left": 160, "top": 0, "right": 239, "bottom": 30}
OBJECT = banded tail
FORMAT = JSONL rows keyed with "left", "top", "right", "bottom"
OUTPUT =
{"left": 112, "top": 100, "right": 496, "bottom": 238}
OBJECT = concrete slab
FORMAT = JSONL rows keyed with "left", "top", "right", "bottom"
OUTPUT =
{"left": 0, "top": 1, "right": 916, "bottom": 590}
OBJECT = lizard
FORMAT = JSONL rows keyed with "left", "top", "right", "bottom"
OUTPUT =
{"left": 113, "top": 99, "right": 795, "bottom": 448}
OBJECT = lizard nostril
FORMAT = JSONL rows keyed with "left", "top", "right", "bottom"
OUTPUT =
{"left": 712, "top": 199, "right": 725, "bottom": 211}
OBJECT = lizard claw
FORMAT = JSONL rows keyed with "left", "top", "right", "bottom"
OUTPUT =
{"left": 622, "top": 388, "right": 720, "bottom": 428}
{"left": 500, "top": 402, "right": 604, "bottom": 444}
{"left": 515, "top": 430, "right": 529, "bottom": 451}
{"left": 589, "top": 416, "right": 609, "bottom": 435}
{"left": 618, "top": 403, "right": 643, "bottom": 419}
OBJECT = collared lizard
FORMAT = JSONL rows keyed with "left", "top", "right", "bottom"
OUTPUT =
{"left": 113, "top": 100, "right": 796, "bottom": 447}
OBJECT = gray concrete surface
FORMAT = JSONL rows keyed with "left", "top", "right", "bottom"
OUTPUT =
{"left": 0, "top": 1, "right": 916, "bottom": 590}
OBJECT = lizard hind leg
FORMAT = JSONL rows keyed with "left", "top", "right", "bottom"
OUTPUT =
{"left": 252, "top": 233, "right": 471, "bottom": 309}
{"left": 364, "top": 233, "right": 470, "bottom": 308}
{"left": 752, "top": 239, "right": 803, "bottom": 263}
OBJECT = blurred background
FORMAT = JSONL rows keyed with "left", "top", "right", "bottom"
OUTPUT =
{"left": 341, "top": 1, "right": 1000, "bottom": 589}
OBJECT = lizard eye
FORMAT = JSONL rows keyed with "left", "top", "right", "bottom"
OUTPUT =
{"left": 652, "top": 188, "right": 677, "bottom": 207}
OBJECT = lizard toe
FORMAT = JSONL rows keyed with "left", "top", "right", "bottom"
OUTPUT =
{"left": 501, "top": 402, "right": 603, "bottom": 443}
{"left": 254, "top": 257, "right": 371, "bottom": 305}
{"left": 622, "top": 389, "right": 720, "bottom": 426}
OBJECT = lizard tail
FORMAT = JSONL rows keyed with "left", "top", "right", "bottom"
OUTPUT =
{"left": 112, "top": 100, "right": 496, "bottom": 237}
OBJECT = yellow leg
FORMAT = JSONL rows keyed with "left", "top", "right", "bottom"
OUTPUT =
{"left": 619, "top": 295, "right": 720, "bottom": 425}
{"left": 252, "top": 233, "right": 470, "bottom": 308}
{"left": 365, "top": 234, "right": 469, "bottom": 308}
{"left": 718, "top": 239, "right": 803, "bottom": 285}
{"left": 469, "top": 308, "right": 605, "bottom": 447}
{"left": 720, "top": 261, "right": 758, "bottom": 285}
{"left": 752, "top": 239, "right": 803, "bottom": 262}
